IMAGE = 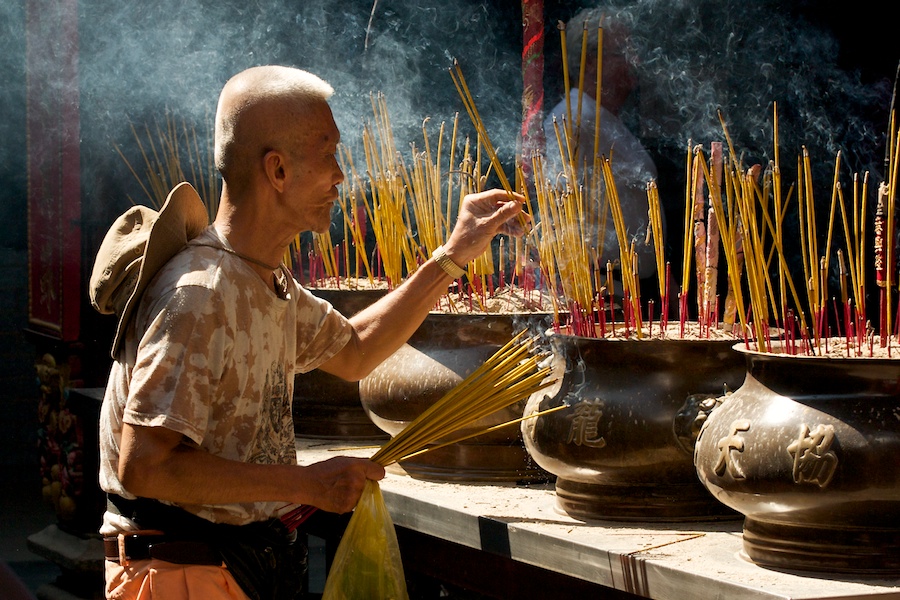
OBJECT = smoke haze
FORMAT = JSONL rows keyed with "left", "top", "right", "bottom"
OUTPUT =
{"left": 1, "top": 0, "right": 895, "bottom": 243}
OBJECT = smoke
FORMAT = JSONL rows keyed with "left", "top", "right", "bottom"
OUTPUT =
{"left": 69, "top": 0, "right": 523, "bottom": 216}
{"left": 1, "top": 2, "right": 28, "bottom": 250}
{"left": 3, "top": 0, "right": 895, "bottom": 236}
{"left": 600, "top": 0, "right": 894, "bottom": 178}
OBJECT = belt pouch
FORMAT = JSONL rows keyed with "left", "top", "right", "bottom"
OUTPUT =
{"left": 215, "top": 519, "right": 308, "bottom": 600}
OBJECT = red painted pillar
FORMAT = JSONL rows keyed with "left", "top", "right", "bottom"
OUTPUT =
{"left": 521, "top": 0, "right": 545, "bottom": 173}
{"left": 26, "top": 0, "right": 81, "bottom": 343}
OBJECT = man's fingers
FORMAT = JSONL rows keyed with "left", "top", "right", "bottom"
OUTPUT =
{"left": 366, "top": 461, "right": 386, "bottom": 481}
{"left": 491, "top": 198, "right": 529, "bottom": 236}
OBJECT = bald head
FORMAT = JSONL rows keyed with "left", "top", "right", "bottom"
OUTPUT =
{"left": 214, "top": 66, "right": 335, "bottom": 189}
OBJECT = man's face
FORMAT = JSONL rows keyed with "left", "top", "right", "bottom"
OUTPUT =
{"left": 285, "top": 103, "right": 345, "bottom": 234}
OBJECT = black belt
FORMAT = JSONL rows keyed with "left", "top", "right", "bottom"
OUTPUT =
{"left": 103, "top": 531, "right": 222, "bottom": 565}
{"left": 103, "top": 493, "right": 309, "bottom": 600}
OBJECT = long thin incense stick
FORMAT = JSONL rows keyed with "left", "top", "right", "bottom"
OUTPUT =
{"left": 280, "top": 331, "right": 554, "bottom": 530}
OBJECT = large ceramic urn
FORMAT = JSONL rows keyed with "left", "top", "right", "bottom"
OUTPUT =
{"left": 359, "top": 312, "right": 555, "bottom": 482}
{"left": 694, "top": 342, "right": 900, "bottom": 575}
{"left": 293, "top": 288, "right": 388, "bottom": 440}
{"left": 521, "top": 326, "right": 746, "bottom": 521}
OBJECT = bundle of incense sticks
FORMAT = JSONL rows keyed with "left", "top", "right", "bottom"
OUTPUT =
{"left": 302, "top": 144, "right": 381, "bottom": 289}
{"left": 527, "top": 21, "right": 685, "bottom": 338}
{"left": 449, "top": 59, "right": 538, "bottom": 306}
{"left": 449, "top": 61, "right": 517, "bottom": 202}
{"left": 520, "top": 20, "right": 612, "bottom": 336}
{"left": 404, "top": 116, "right": 456, "bottom": 262}
{"left": 705, "top": 98, "right": 900, "bottom": 357}
{"left": 361, "top": 93, "right": 420, "bottom": 287}
{"left": 528, "top": 152, "right": 591, "bottom": 331}
{"left": 687, "top": 137, "right": 748, "bottom": 340}
{"left": 302, "top": 93, "right": 447, "bottom": 289}
{"left": 529, "top": 28, "right": 898, "bottom": 351}
{"left": 536, "top": 21, "right": 900, "bottom": 351}
{"left": 280, "top": 331, "right": 557, "bottom": 531}
{"left": 297, "top": 90, "right": 542, "bottom": 313}
{"left": 540, "top": 85, "right": 876, "bottom": 351}
{"left": 115, "top": 111, "right": 220, "bottom": 217}
{"left": 692, "top": 144, "right": 746, "bottom": 338}
{"left": 695, "top": 109, "right": 796, "bottom": 349}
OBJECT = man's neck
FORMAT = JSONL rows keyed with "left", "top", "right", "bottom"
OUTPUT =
{"left": 213, "top": 193, "right": 288, "bottom": 280}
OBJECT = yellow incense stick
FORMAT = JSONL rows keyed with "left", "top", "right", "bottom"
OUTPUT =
{"left": 371, "top": 331, "right": 554, "bottom": 467}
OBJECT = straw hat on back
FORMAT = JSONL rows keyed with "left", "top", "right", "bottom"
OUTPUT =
{"left": 90, "top": 182, "right": 209, "bottom": 358}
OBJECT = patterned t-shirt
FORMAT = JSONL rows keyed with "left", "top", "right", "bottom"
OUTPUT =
{"left": 99, "top": 226, "right": 351, "bottom": 531}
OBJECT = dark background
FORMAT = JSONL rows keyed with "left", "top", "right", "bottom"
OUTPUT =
{"left": 2, "top": 0, "right": 897, "bottom": 252}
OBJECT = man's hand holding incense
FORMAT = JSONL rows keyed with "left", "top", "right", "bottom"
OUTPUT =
{"left": 301, "top": 456, "right": 385, "bottom": 514}
{"left": 318, "top": 188, "right": 528, "bottom": 382}
{"left": 441, "top": 189, "right": 529, "bottom": 268}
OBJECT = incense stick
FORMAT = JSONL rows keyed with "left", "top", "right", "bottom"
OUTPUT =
{"left": 280, "top": 331, "right": 555, "bottom": 530}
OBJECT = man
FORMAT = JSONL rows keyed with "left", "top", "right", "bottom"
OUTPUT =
{"left": 91, "top": 65, "right": 526, "bottom": 599}
{"left": 543, "top": 8, "right": 659, "bottom": 281}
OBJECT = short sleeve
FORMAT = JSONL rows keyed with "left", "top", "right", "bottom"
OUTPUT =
{"left": 292, "top": 284, "right": 352, "bottom": 374}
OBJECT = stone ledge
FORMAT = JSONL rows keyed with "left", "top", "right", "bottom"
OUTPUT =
{"left": 27, "top": 526, "right": 103, "bottom": 575}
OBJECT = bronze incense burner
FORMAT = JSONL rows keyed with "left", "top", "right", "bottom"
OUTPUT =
{"left": 694, "top": 343, "right": 900, "bottom": 575}
{"left": 522, "top": 327, "right": 745, "bottom": 521}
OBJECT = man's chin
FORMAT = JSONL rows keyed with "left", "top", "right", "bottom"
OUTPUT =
{"left": 307, "top": 219, "right": 332, "bottom": 235}
{"left": 299, "top": 205, "right": 337, "bottom": 235}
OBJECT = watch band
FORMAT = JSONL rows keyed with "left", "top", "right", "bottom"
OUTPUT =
{"left": 432, "top": 245, "right": 466, "bottom": 279}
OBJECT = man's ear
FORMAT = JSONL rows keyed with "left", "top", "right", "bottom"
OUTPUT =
{"left": 263, "top": 150, "right": 287, "bottom": 193}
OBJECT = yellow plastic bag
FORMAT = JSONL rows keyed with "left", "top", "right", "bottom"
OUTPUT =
{"left": 321, "top": 480, "right": 409, "bottom": 600}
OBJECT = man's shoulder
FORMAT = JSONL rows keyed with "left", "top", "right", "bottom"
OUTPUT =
{"left": 155, "top": 231, "right": 237, "bottom": 290}
{"left": 141, "top": 240, "right": 237, "bottom": 315}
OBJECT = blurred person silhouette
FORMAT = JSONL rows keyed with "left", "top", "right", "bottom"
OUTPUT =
{"left": 543, "top": 8, "right": 659, "bottom": 284}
